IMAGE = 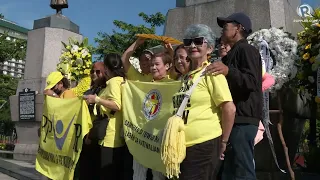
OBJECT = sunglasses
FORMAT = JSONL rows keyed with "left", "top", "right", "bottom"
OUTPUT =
{"left": 183, "top": 37, "right": 207, "bottom": 47}
{"left": 90, "top": 70, "right": 101, "bottom": 74}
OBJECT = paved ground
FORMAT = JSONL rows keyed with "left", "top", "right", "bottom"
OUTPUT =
{"left": 0, "top": 172, "right": 16, "bottom": 180}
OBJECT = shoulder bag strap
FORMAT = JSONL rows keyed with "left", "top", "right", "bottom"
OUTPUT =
{"left": 176, "top": 67, "right": 206, "bottom": 117}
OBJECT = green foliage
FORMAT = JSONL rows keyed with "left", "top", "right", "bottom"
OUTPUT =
{"left": 299, "top": 120, "right": 320, "bottom": 172}
{"left": 94, "top": 12, "right": 166, "bottom": 59}
{"left": 0, "top": 32, "right": 27, "bottom": 63}
{"left": 0, "top": 13, "right": 4, "bottom": 19}
{"left": 0, "top": 75, "right": 18, "bottom": 121}
{"left": 0, "top": 120, "right": 15, "bottom": 136}
{"left": 287, "top": 9, "right": 320, "bottom": 106}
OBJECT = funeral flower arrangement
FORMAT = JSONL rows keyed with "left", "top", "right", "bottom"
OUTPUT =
{"left": 293, "top": 9, "right": 320, "bottom": 103}
{"left": 56, "top": 37, "right": 93, "bottom": 96}
{"left": 247, "top": 27, "right": 298, "bottom": 92}
{"left": 57, "top": 37, "right": 93, "bottom": 80}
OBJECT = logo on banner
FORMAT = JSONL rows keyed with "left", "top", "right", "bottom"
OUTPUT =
{"left": 53, "top": 115, "right": 76, "bottom": 150}
{"left": 297, "top": 4, "right": 314, "bottom": 18}
{"left": 142, "top": 89, "right": 162, "bottom": 120}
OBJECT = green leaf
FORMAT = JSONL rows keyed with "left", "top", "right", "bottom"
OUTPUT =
{"left": 61, "top": 41, "right": 67, "bottom": 49}
{"left": 0, "top": 32, "right": 27, "bottom": 63}
{"left": 82, "top": 38, "right": 88, "bottom": 47}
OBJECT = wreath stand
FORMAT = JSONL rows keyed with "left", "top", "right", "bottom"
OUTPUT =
{"left": 270, "top": 91, "right": 295, "bottom": 180}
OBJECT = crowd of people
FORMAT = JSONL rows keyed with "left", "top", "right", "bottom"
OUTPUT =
{"left": 42, "top": 12, "right": 275, "bottom": 180}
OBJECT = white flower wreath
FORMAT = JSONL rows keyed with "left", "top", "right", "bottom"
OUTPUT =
{"left": 247, "top": 27, "right": 298, "bottom": 92}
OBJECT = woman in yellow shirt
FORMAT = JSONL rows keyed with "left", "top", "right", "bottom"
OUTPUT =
{"left": 122, "top": 37, "right": 153, "bottom": 82}
{"left": 172, "top": 44, "right": 191, "bottom": 80}
{"left": 84, "top": 53, "right": 128, "bottom": 180}
{"left": 132, "top": 52, "right": 173, "bottom": 180}
{"left": 173, "top": 24, "right": 236, "bottom": 180}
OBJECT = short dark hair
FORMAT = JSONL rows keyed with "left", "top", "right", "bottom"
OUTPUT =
{"left": 61, "top": 77, "right": 70, "bottom": 89}
{"left": 104, "top": 53, "right": 126, "bottom": 78}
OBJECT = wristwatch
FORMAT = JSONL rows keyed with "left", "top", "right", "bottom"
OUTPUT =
{"left": 52, "top": 93, "right": 57, "bottom": 96}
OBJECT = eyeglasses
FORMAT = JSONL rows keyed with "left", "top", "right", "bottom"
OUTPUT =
{"left": 183, "top": 37, "right": 207, "bottom": 47}
{"left": 90, "top": 70, "right": 101, "bottom": 74}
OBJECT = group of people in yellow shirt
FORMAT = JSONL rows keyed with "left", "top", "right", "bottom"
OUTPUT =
{"left": 43, "top": 12, "right": 275, "bottom": 180}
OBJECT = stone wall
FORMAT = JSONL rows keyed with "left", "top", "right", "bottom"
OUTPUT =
{"left": 165, "top": 0, "right": 303, "bottom": 40}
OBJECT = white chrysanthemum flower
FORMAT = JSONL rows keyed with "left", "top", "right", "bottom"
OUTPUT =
{"left": 71, "top": 45, "right": 79, "bottom": 54}
{"left": 81, "top": 49, "right": 89, "bottom": 57}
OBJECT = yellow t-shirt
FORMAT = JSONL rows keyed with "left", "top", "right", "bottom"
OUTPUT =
{"left": 126, "top": 64, "right": 153, "bottom": 82}
{"left": 172, "top": 61, "right": 233, "bottom": 147}
{"left": 60, "top": 89, "right": 76, "bottom": 99}
{"left": 151, "top": 75, "right": 175, "bottom": 82}
{"left": 99, "top": 77, "right": 125, "bottom": 148}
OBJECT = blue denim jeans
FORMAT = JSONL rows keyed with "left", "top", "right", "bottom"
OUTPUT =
{"left": 221, "top": 124, "right": 258, "bottom": 180}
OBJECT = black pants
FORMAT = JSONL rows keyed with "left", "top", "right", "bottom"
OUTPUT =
{"left": 79, "top": 140, "right": 129, "bottom": 180}
{"left": 221, "top": 124, "right": 258, "bottom": 180}
{"left": 78, "top": 140, "right": 100, "bottom": 180}
{"left": 179, "top": 137, "right": 221, "bottom": 180}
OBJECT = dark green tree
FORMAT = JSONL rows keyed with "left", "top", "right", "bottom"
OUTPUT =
{"left": 0, "top": 32, "right": 27, "bottom": 63}
{"left": 94, "top": 12, "right": 165, "bottom": 59}
{"left": 0, "top": 75, "right": 18, "bottom": 121}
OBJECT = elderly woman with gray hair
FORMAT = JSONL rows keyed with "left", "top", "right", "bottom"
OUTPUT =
{"left": 171, "top": 24, "right": 236, "bottom": 180}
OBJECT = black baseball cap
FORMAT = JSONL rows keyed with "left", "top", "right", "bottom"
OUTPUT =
{"left": 217, "top": 12, "right": 252, "bottom": 34}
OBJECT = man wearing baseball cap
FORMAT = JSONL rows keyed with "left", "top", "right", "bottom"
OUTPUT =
{"left": 206, "top": 12, "right": 262, "bottom": 179}
{"left": 38, "top": 71, "right": 76, "bottom": 140}
{"left": 43, "top": 71, "right": 76, "bottom": 99}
